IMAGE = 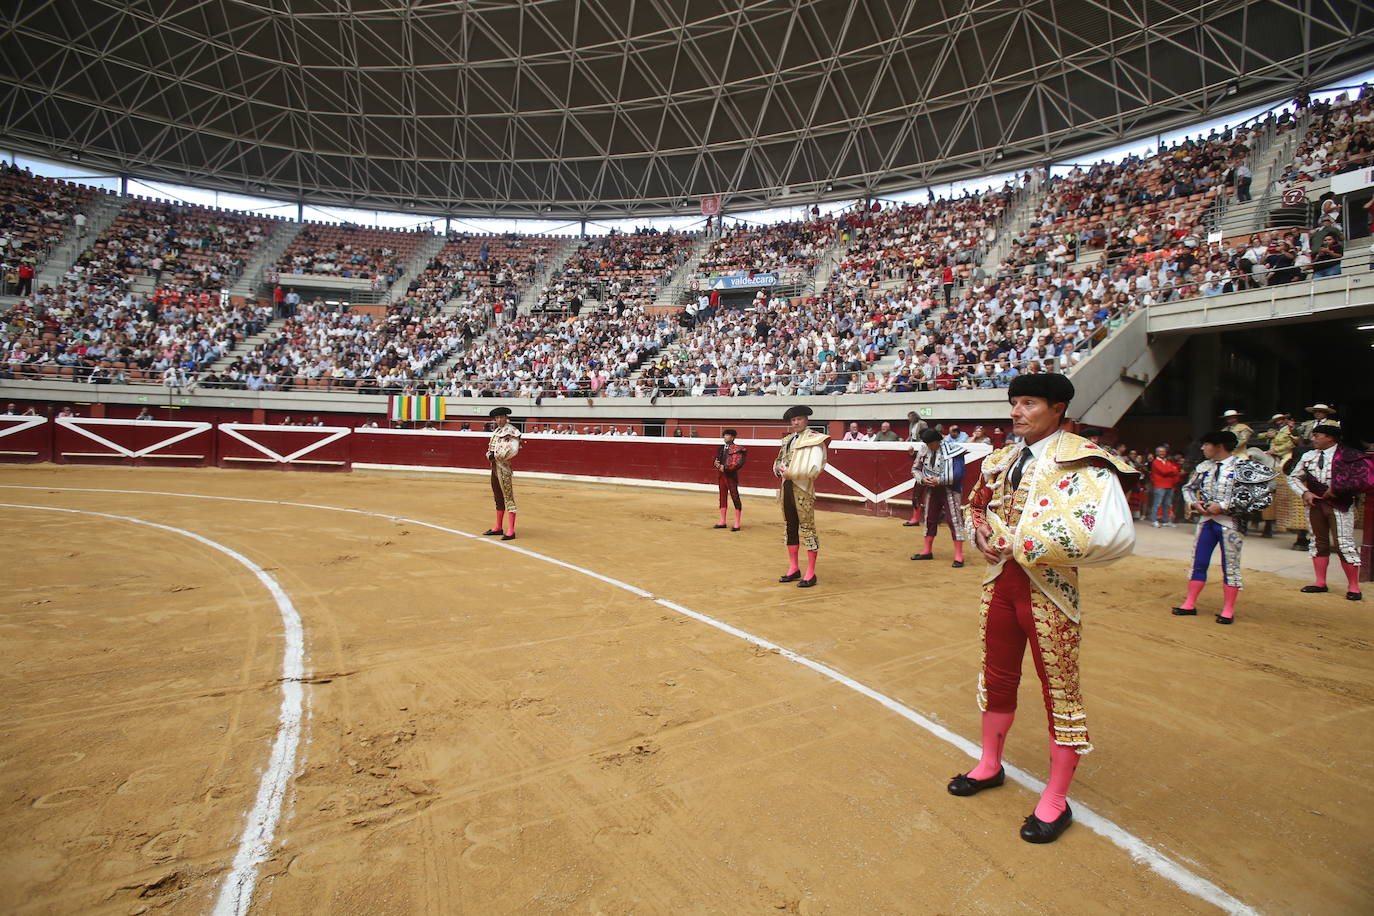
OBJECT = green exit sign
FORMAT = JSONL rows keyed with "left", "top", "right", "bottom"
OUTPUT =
{"left": 918, "top": 407, "right": 933, "bottom": 417}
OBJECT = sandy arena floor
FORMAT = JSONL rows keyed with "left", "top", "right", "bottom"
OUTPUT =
{"left": 0, "top": 465, "right": 1370, "bottom": 915}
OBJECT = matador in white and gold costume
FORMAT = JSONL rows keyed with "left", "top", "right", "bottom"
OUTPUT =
{"left": 483, "top": 406, "right": 521, "bottom": 540}
{"left": 1290, "top": 419, "right": 1364, "bottom": 601}
{"left": 947, "top": 373, "right": 1138, "bottom": 846}
{"left": 774, "top": 405, "right": 830, "bottom": 588}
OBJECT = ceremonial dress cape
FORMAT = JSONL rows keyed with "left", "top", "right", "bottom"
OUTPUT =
{"left": 916, "top": 439, "right": 969, "bottom": 487}
{"left": 488, "top": 425, "right": 521, "bottom": 462}
{"left": 776, "top": 429, "right": 829, "bottom": 494}
{"left": 966, "top": 431, "right": 1138, "bottom": 623}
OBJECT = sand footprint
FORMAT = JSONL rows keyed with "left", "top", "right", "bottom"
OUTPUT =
{"left": 32, "top": 785, "right": 91, "bottom": 808}
{"left": 141, "top": 829, "right": 197, "bottom": 863}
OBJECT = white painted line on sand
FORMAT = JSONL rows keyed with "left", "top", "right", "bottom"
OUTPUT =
{"left": 0, "top": 500, "right": 306, "bottom": 916}
{"left": 1, "top": 484, "right": 1257, "bottom": 915}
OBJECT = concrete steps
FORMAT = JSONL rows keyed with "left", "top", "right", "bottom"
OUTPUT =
{"left": 517, "top": 236, "right": 582, "bottom": 315}
{"left": 650, "top": 232, "right": 715, "bottom": 310}
{"left": 385, "top": 233, "right": 450, "bottom": 305}
{"left": 35, "top": 192, "right": 124, "bottom": 288}
{"left": 200, "top": 318, "right": 285, "bottom": 376}
{"left": 229, "top": 220, "right": 303, "bottom": 299}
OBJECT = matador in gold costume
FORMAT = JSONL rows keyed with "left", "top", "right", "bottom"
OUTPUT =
{"left": 947, "top": 373, "right": 1138, "bottom": 845}
{"left": 774, "top": 405, "right": 830, "bottom": 588}
{"left": 483, "top": 406, "right": 521, "bottom": 540}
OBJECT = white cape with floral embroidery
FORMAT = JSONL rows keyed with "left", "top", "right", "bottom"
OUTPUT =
{"left": 982, "top": 431, "right": 1137, "bottom": 622}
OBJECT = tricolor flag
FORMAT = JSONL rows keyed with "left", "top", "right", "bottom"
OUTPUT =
{"left": 390, "top": 395, "right": 446, "bottom": 422}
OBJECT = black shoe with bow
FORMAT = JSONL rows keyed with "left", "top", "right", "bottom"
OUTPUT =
{"left": 946, "top": 766, "right": 1005, "bottom": 796}
{"left": 778, "top": 571, "right": 802, "bottom": 582}
{"left": 1020, "top": 804, "right": 1073, "bottom": 843}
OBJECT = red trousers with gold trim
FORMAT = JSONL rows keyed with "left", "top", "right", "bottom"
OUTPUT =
{"left": 979, "top": 562, "right": 1090, "bottom": 750}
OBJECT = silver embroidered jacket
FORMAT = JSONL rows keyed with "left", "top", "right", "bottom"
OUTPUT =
{"left": 1182, "top": 455, "right": 1277, "bottom": 516}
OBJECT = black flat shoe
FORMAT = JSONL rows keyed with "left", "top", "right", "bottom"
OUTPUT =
{"left": 947, "top": 766, "right": 1005, "bottom": 796}
{"left": 1215, "top": 614, "right": 1234, "bottom": 624}
{"left": 731, "top": 527, "right": 741, "bottom": 532}
{"left": 778, "top": 571, "right": 802, "bottom": 582}
{"left": 1020, "top": 804, "right": 1073, "bottom": 843}
{"left": 713, "top": 524, "right": 727, "bottom": 529}
{"left": 501, "top": 533, "right": 516, "bottom": 541}
{"left": 911, "top": 553, "right": 933, "bottom": 561}
{"left": 482, "top": 529, "right": 502, "bottom": 536}
{"left": 951, "top": 560, "right": 964, "bottom": 568}
{"left": 902, "top": 521, "right": 919, "bottom": 527}
{"left": 797, "top": 576, "right": 817, "bottom": 588}
{"left": 1301, "top": 585, "right": 1329, "bottom": 593}
{"left": 1348, "top": 592, "right": 1364, "bottom": 601}
{"left": 1171, "top": 606, "right": 1197, "bottom": 616}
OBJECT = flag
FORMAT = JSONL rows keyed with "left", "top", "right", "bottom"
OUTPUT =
{"left": 390, "top": 395, "right": 446, "bottom": 422}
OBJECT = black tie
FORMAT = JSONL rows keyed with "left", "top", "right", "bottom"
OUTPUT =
{"left": 1010, "top": 447, "right": 1033, "bottom": 490}
{"left": 1317, "top": 452, "right": 1325, "bottom": 470}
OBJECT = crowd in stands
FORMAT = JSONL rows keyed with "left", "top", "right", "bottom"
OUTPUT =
{"left": 1, "top": 165, "right": 97, "bottom": 295}
{"left": 275, "top": 223, "right": 428, "bottom": 283}
{"left": 76, "top": 198, "right": 277, "bottom": 295}
{"left": 435, "top": 305, "right": 675, "bottom": 398}
{"left": 396, "top": 233, "right": 549, "bottom": 317}
{"left": 534, "top": 228, "right": 694, "bottom": 314}
{"left": 200, "top": 298, "right": 489, "bottom": 393}
{"left": 694, "top": 216, "right": 834, "bottom": 280}
{"left": 1, "top": 280, "right": 270, "bottom": 385}
{"left": 1276, "top": 85, "right": 1374, "bottom": 183}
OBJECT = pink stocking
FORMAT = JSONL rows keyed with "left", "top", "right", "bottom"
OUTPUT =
{"left": 719, "top": 507, "right": 728, "bottom": 526}
{"left": 953, "top": 541, "right": 965, "bottom": 563}
{"left": 1178, "top": 579, "right": 1206, "bottom": 610}
{"left": 921, "top": 535, "right": 935, "bottom": 555}
{"left": 734, "top": 508, "right": 742, "bottom": 529}
{"left": 967, "top": 710, "right": 1014, "bottom": 780}
{"left": 494, "top": 510, "right": 505, "bottom": 531}
{"left": 804, "top": 549, "right": 818, "bottom": 579}
{"left": 1342, "top": 562, "right": 1362, "bottom": 595}
{"left": 504, "top": 513, "right": 516, "bottom": 537}
{"left": 1312, "top": 556, "right": 1330, "bottom": 588}
{"left": 1033, "top": 740, "right": 1081, "bottom": 822}
{"left": 1220, "top": 585, "right": 1239, "bottom": 619}
{"left": 786, "top": 545, "right": 800, "bottom": 575}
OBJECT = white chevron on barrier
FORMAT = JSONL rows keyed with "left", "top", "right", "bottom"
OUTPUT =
{"left": 56, "top": 417, "right": 213, "bottom": 458}
{"left": 219, "top": 423, "right": 353, "bottom": 464}
{"left": 0, "top": 415, "right": 47, "bottom": 455}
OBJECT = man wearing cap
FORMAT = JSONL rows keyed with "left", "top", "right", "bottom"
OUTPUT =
{"left": 483, "top": 407, "right": 521, "bottom": 540}
{"left": 1221, "top": 410, "right": 1253, "bottom": 451}
{"left": 949, "top": 373, "right": 1138, "bottom": 844}
{"left": 1170, "top": 430, "right": 1277, "bottom": 624}
{"left": 773, "top": 406, "right": 831, "bottom": 587}
{"left": 1289, "top": 420, "right": 1365, "bottom": 600}
{"left": 911, "top": 427, "right": 968, "bottom": 567}
{"left": 1298, "top": 403, "right": 1337, "bottom": 443}
{"left": 713, "top": 428, "right": 748, "bottom": 531}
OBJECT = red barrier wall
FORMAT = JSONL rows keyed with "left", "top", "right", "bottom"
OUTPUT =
{"left": 0, "top": 416, "right": 51, "bottom": 462}
{"left": 52, "top": 418, "right": 214, "bottom": 467}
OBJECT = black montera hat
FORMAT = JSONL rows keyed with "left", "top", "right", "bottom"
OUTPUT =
{"left": 488, "top": 407, "right": 513, "bottom": 418}
{"left": 1312, "top": 419, "right": 1342, "bottom": 437}
{"left": 1008, "top": 373, "right": 1075, "bottom": 405}
{"left": 782, "top": 405, "right": 814, "bottom": 421}
{"left": 722, "top": 428, "right": 738, "bottom": 436}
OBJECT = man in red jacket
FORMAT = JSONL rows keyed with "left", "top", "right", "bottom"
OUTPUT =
{"left": 1147, "top": 445, "right": 1182, "bottom": 527}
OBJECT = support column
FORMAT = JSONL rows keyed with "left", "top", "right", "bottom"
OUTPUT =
{"left": 1188, "top": 335, "right": 1220, "bottom": 442}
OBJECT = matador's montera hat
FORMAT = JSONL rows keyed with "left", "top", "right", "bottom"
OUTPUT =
{"left": 782, "top": 405, "right": 813, "bottom": 421}
{"left": 1007, "top": 372, "right": 1074, "bottom": 405}
{"left": 488, "top": 406, "right": 513, "bottom": 418}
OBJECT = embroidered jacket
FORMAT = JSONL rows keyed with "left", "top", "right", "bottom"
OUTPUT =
{"left": 1182, "top": 454, "right": 1277, "bottom": 526}
{"left": 966, "top": 430, "right": 1138, "bottom": 622}
{"left": 914, "top": 439, "right": 968, "bottom": 488}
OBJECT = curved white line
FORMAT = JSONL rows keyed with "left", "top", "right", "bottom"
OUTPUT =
{"left": 0, "top": 484, "right": 1256, "bottom": 915}
{"left": 0, "top": 500, "right": 306, "bottom": 916}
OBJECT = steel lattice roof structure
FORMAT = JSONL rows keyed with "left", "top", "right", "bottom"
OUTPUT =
{"left": 2, "top": 0, "right": 1373, "bottom": 219}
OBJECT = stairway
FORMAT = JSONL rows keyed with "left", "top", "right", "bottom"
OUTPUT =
{"left": 978, "top": 175, "right": 1048, "bottom": 277}
{"left": 516, "top": 235, "right": 582, "bottom": 314}
{"left": 199, "top": 318, "right": 285, "bottom": 376}
{"left": 228, "top": 220, "right": 302, "bottom": 300}
{"left": 386, "top": 233, "right": 450, "bottom": 305}
{"left": 806, "top": 234, "right": 848, "bottom": 298}
{"left": 650, "top": 232, "right": 716, "bottom": 310}
{"left": 35, "top": 192, "right": 125, "bottom": 288}
{"left": 1205, "top": 113, "right": 1309, "bottom": 240}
